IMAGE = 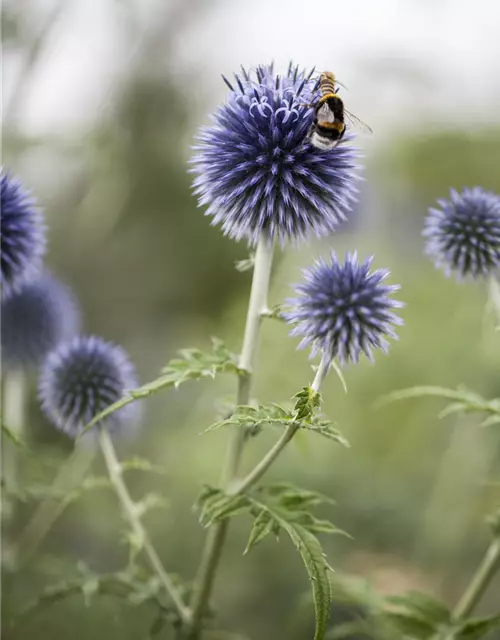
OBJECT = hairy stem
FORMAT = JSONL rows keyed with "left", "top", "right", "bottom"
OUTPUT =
{"left": 231, "top": 354, "right": 332, "bottom": 497}
{"left": 187, "top": 232, "right": 275, "bottom": 639}
{"left": 452, "top": 537, "right": 500, "bottom": 620}
{"left": 98, "top": 427, "right": 190, "bottom": 624}
{"left": 2, "top": 370, "right": 27, "bottom": 568}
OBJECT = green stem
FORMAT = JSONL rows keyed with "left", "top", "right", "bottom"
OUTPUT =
{"left": 488, "top": 277, "right": 500, "bottom": 327}
{"left": 97, "top": 427, "right": 190, "bottom": 624}
{"left": 187, "top": 232, "right": 275, "bottom": 639}
{"left": 230, "top": 354, "right": 332, "bottom": 497}
{"left": 2, "top": 370, "right": 26, "bottom": 568}
{"left": 452, "top": 538, "right": 500, "bottom": 620}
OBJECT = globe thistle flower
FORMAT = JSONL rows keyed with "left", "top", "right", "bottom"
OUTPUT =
{"left": 191, "top": 63, "right": 359, "bottom": 245}
{"left": 423, "top": 187, "right": 500, "bottom": 279}
{"left": 1, "top": 170, "right": 46, "bottom": 300}
{"left": 2, "top": 272, "right": 80, "bottom": 370}
{"left": 39, "top": 336, "right": 140, "bottom": 439}
{"left": 284, "top": 252, "right": 403, "bottom": 364}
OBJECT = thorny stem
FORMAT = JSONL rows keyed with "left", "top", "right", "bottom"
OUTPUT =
{"left": 187, "top": 232, "right": 275, "bottom": 639}
{"left": 2, "top": 370, "right": 27, "bottom": 568}
{"left": 97, "top": 427, "right": 190, "bottom": 624}
{"left": 451, "top": 537, "right": 500, "bottom": 621}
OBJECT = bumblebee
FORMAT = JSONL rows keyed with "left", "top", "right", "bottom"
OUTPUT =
{"left": 308, "top": 71, "right": 372, "bottom": 150}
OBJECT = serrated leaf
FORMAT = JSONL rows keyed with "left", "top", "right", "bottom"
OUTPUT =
{"left": 196, "top": 486, "right": 250, "bottom": 527}
{"left": 248, "top": 496, "right": 332, "bottom": 640}
{"left": 1, "top": 422, "right": 25, "bottom": 447}
{"left": 383, "top": 611, "right": 436, "bottom": 638}
{"left": 454, "top": 614, "right": 500, "bottom": 639}
{"left": 386, "top": 591, "right": 451, "bottom": 626}
{"left": 329, "top": 361, "right": 348, "bottom": 395}
{"left": 376, "top": 386, "right": 500, "bottom": 424}
{"left": 243, "top": 510, "right": 275, "bottom": 554}
{"left": 235, "top": 253, "right": 255, "bottom": 272}
{"left": 79, "top": 339, "right": 242, "bottom": 437}
{"left": 302, "top": 422, "right": 350, "bottom": 447}
{"left": 205, "top": 399, "right": 348, "bottom": 447}
{"left": 15, "top": 571, "right": 169, "bottom": 625}
{"left": 293, "top": 386, "right": 321, "bottom": 422}
{"left": 134, "top": 493, "right": 169, "bottom": 518}
{"left": 120, "top": 457, "right": 167, "bottom": 475}
{"left": 260, "top": 304, "right": 286, "bottom": 322}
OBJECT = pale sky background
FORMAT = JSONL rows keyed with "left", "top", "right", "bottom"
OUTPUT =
{"left": 5, "top": 0, "right": 500, "bottom": 140}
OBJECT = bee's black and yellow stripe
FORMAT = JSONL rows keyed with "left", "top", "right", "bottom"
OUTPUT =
{"left": 318, "top": 71, "right": 337, "bottom": 102}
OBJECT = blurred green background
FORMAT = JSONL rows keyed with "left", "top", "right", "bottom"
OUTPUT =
{"left": 2, "top": 0, "right": 500, "bottom": 638}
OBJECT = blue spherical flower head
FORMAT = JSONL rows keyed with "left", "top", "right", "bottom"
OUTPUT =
{"left": 1, "top": 170, "right": 46, "bottom": 300}
{"left": 39, "top": 336, "right": 140, "bottom": 440}
{"left": 424, "top": 187, "right": 500, "bottom": 279}
{"left": 2, "top": 272, "right": 80, "bottom": 370}
{"left": 192, "top": 63, "right": 360, "bottom": 245}
{"left": 284, "top": 252, "right": 404, "bottom": 364}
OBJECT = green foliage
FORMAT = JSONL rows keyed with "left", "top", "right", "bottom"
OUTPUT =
{"left": 196, "top": 482, "right": 346, "bottom": 640}
{"left": 453, "top": 614, "right": 500, "bottom": 639}
{"left": 80, "top": 339, "right": 242, "bottom": 437}
{"left": 120, "top": 456, "right": 168, "bottom": 475}
{"left": 377, "top": 385, "right": 500, "bottom": 426}
{"left": 320, "top": 584, "right": 500, "bottom": 640}
{"left": 235, "top": 253, "right": 255, "bottom": 272}
{"left": 2, "top": 422, "right": 25, "bottom": 447}
{"left": 12, "top": 565, "right": 180, "bottom": 631}
{"left": 2, "top": 475, "right": 111, "bottom": 505}
{"left": 206, "top": 389, "right": 349, "bottom": 446}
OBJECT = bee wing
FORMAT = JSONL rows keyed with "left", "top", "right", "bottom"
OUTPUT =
{"left": 316, "top": 102, "right": 335, "bottom": 124}
{"left": 344, "top": 109, "right": 373, "bottom": 134}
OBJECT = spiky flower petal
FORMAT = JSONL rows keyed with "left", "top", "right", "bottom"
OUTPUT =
{"left": 39, "top": 336, "right": 139, "bottom": 439}
{"left": 191, "top": 63, "right": 359, "bottom": 245}
{"left": 423, "top": 187, "right": 500, "bottom": 279}
{"left": 284, "top": 252, "right": 403, "bottom": 364}
{"left": 1, "top": 170, "right": 46, "bottom": 300}
{"left": 2, "top": 272, "right": 80, "bottom": 370}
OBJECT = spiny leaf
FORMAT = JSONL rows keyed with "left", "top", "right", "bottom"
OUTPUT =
{"left": 260, "top": 303, "right": 286, "bottom": 322}
{"left": 120, "top": 457, "right": 167, "bottom": 475}
{"left": 196, "top": 486, "right": 250, "bottom": 527}
{"left": 205, "top": 399, "right": 348, "bottom": 447}
{"left": 329, "top": 361, "right": 348, "bottom": 394}
{"left": 386, "top": 591, "right": 451, "bottom": 626}
{"left": 133, "top": 493, "right": 169, "bottom": 519}
{"left": 80, "top": 338, "right": 242, "bottom": 437}
{"left": 454, "top": 614, "right": 500, "bottom": 639}
{"left": 376, "top": 386, "right": 500, "bottom": 423}
{"left": 383, "top": 611, "right": 436, "bottom": 638}
{"left": 301, "top": 422, "right": 350, "bottom": 447}
{"left": 248, "top": 496, "right": 333, "bottom": 640}
{"left": 235, "top": 253, "right": 255, "bottom": 272}
{"left": 293, "top": 386, "right": 321, "bottom": 422}
{"left": 204, "top": 403, "right": 290, "bottom": 433}
{"left": 243, "top": 510, "right": 275, "bottom": 554}
{"left": 15, "top": 571, "right": 166, "bottom": 623}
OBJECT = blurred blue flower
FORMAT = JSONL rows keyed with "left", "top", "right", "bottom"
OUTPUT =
{"left": 424, "top": 187, "right": 500, "bottom": 279}
{"left": 284, "top": 252, "right": 403, "bottom": 364}
{"left": 39, "top": 336, "right": 140, "bottom": 439}
{"left": 191, "top": 63, "right": 360, "bottom": 245}
{"left": 1, "top": 170, "right": 46, "bottom": 300}
{"left": 2, "top": 272, "right": 80, "bottom": 370}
